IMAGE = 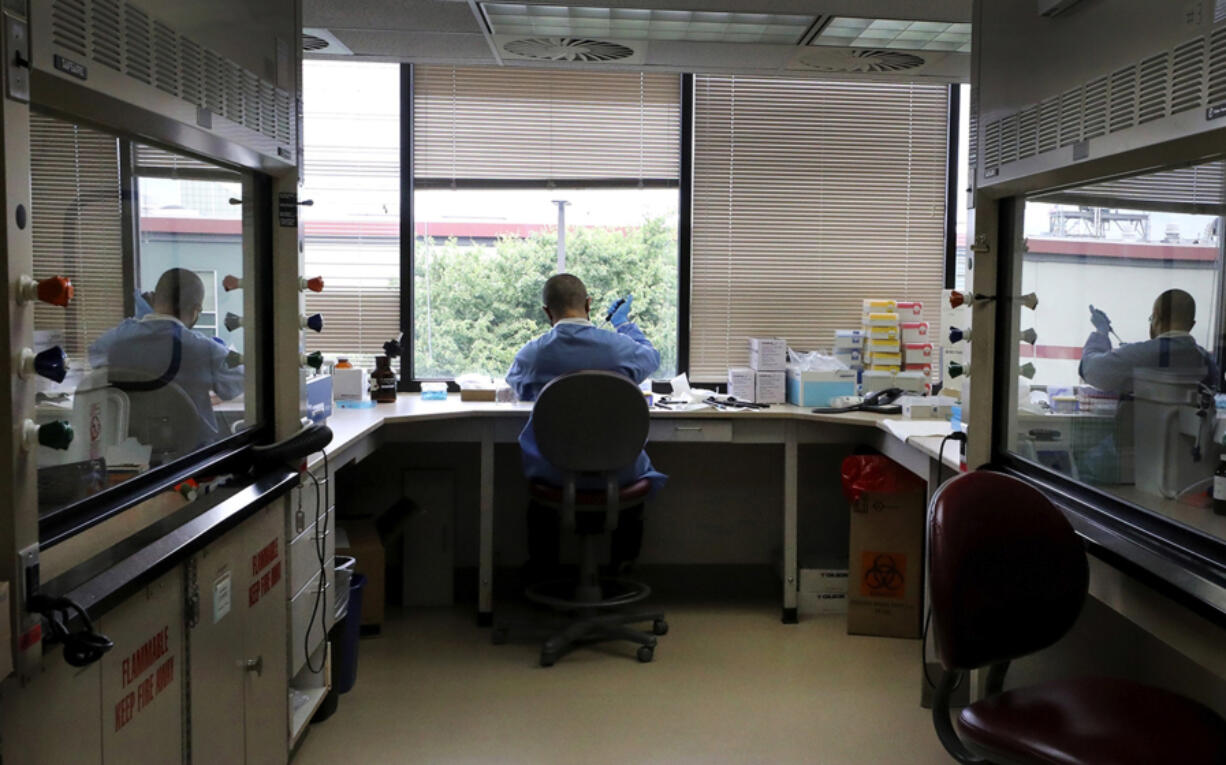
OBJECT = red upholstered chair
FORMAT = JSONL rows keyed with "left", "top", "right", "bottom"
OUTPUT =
{"left": 495, "top": 370, "right": 666, "bottom": 667}
{"left": 928, "top": 470, "right": 1226, "bottom": 764}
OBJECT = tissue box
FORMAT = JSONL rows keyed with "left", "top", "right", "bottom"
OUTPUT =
{"left": 787, "top": 368, "right": 857, "bottom": 406}
{"left": 864, "top": 312, "right": 900, "bottom": 327}
{"left": 903, "top": 343, "right": 933, "bottom": 364}
{"left": 905, "top": 362, "right": 933, "bottom": 379}
{"left": 901, "top": 322, "right": 930, "bottom": 344}
{"left": 748, "top": 337, "right": 787, "bottom": 371}
{"left": 901, "top": 396, "right": 954, "bottom": 419}
{"left": 896, "top": 301, "right": 924, "bottom": 319}
{"left": 333, "top": 367, "right": 369, "bottom": 401}
{"left": 728, "top": 367, "right": 756, "bottom": 401}
{"left": 862, "top": 299, "right": 897, "bottom": 315}
{"left": 868, "top": 351, "right": 901, "bottom": 366}
{"left": 862, "top": 370, "right": 896, "bottom": 393}
{"left": 755, "top": 371, "right": 786, "bottom": 404}
{"left": 865, "top": 325, "right": 899, "bottom": 341}
{"left": 896, "top": 371, "right": 930, "bottom": 394}
{"left": 833, "top": 330, "right": 864, "bottom": 350}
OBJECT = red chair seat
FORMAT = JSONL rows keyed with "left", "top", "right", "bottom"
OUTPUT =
{"left": 529, "top": 478, "right": 652, "bottom": 508}
{"left": 957, "top": 676, "right": 1226, "bottom": 765}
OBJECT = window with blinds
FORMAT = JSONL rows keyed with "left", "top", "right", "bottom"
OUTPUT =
{"left": 301, "top": 60, "right": 402, "bottom": 367}
{"left": 414, "top": 66, "right": 680, "bottom": 185}
{"left": 690, "top": 75, "right": 951, "bottom": 382}
{"left": 30, "top": 113, "right": 124, "bottom": 362}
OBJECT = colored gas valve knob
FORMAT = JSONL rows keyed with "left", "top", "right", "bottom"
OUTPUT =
{"left": 299, "top": 276, "right": 324, "bottom": 293}
{"left": 23, "top": 419, "right": 73, "bottom": 451}
{"left": 301, "top": 313, "right": 323, "bottom": 333}
{"left": 174, "top": 479, "right": 199, "bottom": 502}
{"left": 948, "top": 291, "right": 995, "bottom": 309}
{"left": 19, "top": 346, "right": 68, "bottom": 383}
{"left": 302, "top": 351, "right": 324, "bottom": 371}
{"left": 1020, "top": 328, "right": 1038, "bottom": 345}
{"left": 948, "top": 361, "right": 968, "bottom": 379}
{"left": 222, "top": 274, "right": 242, "bottom": 292}
{"left": 1020, "top": 362, "right": 1037, "bottom": 379}
{"left": 224, "top": 312, "right": 243, "bottom": 332}
{"left": 17, "top": 275, "right": 73, "bottom": 306}
{"left": 949, "top": 326, "right": 970, "bottom": 343}
{"left": 1019, "top": 292, "right": 1039, "bottom": 310}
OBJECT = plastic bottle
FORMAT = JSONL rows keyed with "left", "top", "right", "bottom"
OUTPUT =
{"left": 1214, "top": 455, "right": 1226, "bottom": 516}
{"left": 371, "top": 355, "right": 397, "bottom": 403}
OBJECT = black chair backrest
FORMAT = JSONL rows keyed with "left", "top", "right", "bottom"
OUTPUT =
{"left": 532, "top": 371, "right": 649, "bottom": 475}
{"left": 929, "top": 471, "right": 1088, "bottom": 671}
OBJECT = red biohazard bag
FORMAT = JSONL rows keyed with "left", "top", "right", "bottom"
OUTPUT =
{"left": 840, "top": 454, "right": 926, "bottom": 503}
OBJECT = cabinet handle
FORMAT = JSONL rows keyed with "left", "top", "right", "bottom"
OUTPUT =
{"left": 239, "top": 656, "right": 263, "bottom": 676}
{"left": 675, "top": 426, "right": 703, "bottom": 431}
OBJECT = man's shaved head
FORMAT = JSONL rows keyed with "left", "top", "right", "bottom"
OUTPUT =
{"left": 1152, "top": 288, "right": 1197, "bottom": 335}
{"left": 543, "top": 273, "right": 588, "bottom": 316}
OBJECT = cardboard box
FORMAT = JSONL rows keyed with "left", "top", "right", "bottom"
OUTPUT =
{"left": 833, "top": 348, "right": 863, "bottom": 368}
{"left": 799, "top": 591, "right": 848, "bottom": 616}
{"left": 336, "top": 521, "right": 385, "bottom": 630}
{"left": 800, "top": 567, "right": 848, "bottom": 594}
{"left": 905, "top": 362, "right": 933, "bottom": 379}
{"left": 861, "top": 370, "right": 896, "bottom": 393}
{"left": 728, "top": 367, "right": 756, "bottom": 401}
{"left": 901, "top": 322, "right": 930, "bottom": 344}
{"left": 867, "top": 350, "right": 901, "bottom": 366}
{"left": 896, "top": 301, "right": 924, "bottom": 319}
{"left": 787, "top": 368, "right": 857, "bottom": 406}
{"left": 861, "top": 299, "right": 897, "bottom": 315}
{"left": 901, "top": 396, "right": 954, "bottom": 419}
{"left": 333, "top": 367, "right": 369, "bottom": 402}
{"left": 754, "top": 370, "right": 786, "bottom": 404}
{"left": 867, "top": 339, "right": 900, "bottom": 355}
{"left": 459, "top": 386, "right": 496, "bottom": 401}
{"left": 896, "top": 371, "right": 929, "bottom": 394}
{"left": 833, "top": 329, "right": 864, "bottom": 350}
{"left": 903, "top": 343, "right": 933, "bottom": 364}
{"left": 864, "top": 312, "right": 900, "bottom": 327}
{"left": 748, "top": 337, "right": 787, "bottom": 371}
{"left": 0, "top": 582, "right": 10, "bottom": 679}
{"left": 848, "top": 483, "right": 925, "bottom": 638}
{"left": 865, "top": 325, "right": 899, "bottom": 341}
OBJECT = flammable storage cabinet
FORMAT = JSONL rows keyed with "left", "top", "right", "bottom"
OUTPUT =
{"left": 286, "top": 469, "right": 336, "bottom": 745}
{"left": 190, "top": 501, "right": 289, "bottom": 765}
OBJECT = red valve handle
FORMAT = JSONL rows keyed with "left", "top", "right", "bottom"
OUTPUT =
{"left": 302, "top": 276, "right": 324, "bottom": 293}
{"left": 222, "top": 274, "right": 242, "bottom": 292}
{"left": 37, "top": 276, "right": 73, "bottom": 306}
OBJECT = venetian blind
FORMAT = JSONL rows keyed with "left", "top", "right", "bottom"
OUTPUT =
{"left": 301, "top": 60, "right": 401, "bottom": 366}
{"left": 29, "top": 113, "right": 124, "bottom": 361}
{"left": 690, "top": 75, "right": 950, "bottom": 382}
{"left": 414, "top": 66, "right": 680, "bottom": 184}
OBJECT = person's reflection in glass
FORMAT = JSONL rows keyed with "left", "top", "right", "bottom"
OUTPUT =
{"left": 1077, "top": 289, "right": 1219, "bottom": 484}
{"left": 89, "top": 268, "right": 243, "bottom": 446}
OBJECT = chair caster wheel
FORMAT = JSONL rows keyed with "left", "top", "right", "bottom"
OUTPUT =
{"left": 491, "top": 627, "right": 508, "bottom": 645}
{"left": 540, "top": 653, "right": 557, "bottom": 667}
{"left": 652, "top": 619, "right": 669, "bottom": 636}
{"left": 637, "top": 645, "right": 654, "bottom": 663}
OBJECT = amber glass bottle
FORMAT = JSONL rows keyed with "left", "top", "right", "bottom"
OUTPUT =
{"left": 371, "top": 355, "right": 397, "bottom": 403}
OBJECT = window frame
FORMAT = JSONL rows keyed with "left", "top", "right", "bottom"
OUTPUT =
{"left": 36, "top": 139, "right": 277, "bottom": 549}
{"left": 398, "top": 68, "right": 961, "bottom": 389}
{"left": 988, "top": 193, "right": 1226, "bottom": 624}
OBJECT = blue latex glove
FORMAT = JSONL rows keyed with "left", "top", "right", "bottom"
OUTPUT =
{"left": 607, "top": 294, "right": 633, "bottom": 327}
{"left": 1088, "top": 304, "right": 1113, "bottom": 336}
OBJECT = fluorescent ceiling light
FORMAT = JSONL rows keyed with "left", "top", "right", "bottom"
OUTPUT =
{"left": 812, "top": 17, "right": 971, "bottom": 53}
{"left": 482, "top": 4, "right": 814, "bottom": 44}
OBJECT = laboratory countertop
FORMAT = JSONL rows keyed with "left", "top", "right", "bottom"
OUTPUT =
{"left": 311, "top": 394, "right": 962, "bottom": 472}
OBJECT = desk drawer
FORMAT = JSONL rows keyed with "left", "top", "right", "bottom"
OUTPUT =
{"left": 289, "top": 509, "right": 334, "bottom": 600}
{"left": 650, "top": 419, "right": 733, "bottom": 442}
{"left": 288, "top": 475, "right": 335, "bottom": 538}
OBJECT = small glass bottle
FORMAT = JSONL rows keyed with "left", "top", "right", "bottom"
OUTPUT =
{"left": 1214, "top": 455, "right": 1226, "bottom": 516}
{"left": 371, "top": 355, "right": 397, "bottom": 403}
{"left": 335, "top": 357, "right": 352, "bottom": 370}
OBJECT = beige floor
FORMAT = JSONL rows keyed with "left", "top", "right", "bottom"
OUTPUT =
{"left": 294, "top": 602, "right": 954, "bottom": 765}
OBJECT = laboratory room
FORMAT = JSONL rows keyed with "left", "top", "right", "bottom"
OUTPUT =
{"left": 6, "top": 1, "right": 1226, "bottom": 764}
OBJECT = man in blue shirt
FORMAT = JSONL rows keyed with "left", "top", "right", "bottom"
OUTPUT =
{"left": 507, "top": 273, "right": 665, "bottom": 576}
{"left": 90, "top": 268, "right": 244, "bottom": 447}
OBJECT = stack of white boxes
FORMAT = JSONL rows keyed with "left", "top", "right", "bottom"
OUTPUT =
{"left": 729, "top": 337, "right": 786, "bottom": 404}
{"left": 798, "top": 564, "right": 848, "bottom": 616}
{"left": 898, "top": 300, "right": 933, "bottom": 395}
{"left": 832, "top": 329, "right": 864, "bottom": 371}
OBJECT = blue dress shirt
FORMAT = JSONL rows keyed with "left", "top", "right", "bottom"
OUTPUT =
{"left": 507, "top": 318, "right": 667, "bottom": 495}
{"left": 1079, "top": 330, "right": 1219, "bottom": 393}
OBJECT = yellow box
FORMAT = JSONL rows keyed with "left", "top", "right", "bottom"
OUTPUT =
{"left": 861, "top": 299, "right": 897, "bottom": 315}
{"left": 864, "top": 312, "right": 900, "bottom": 327}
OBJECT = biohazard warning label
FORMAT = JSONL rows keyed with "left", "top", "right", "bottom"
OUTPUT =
{"left": 115, "top": 626, "right": 175, "bottom": 732}
{"left": 859, "top": 552, "right": 906, "bottom": 599}
{"left": 248, "top": 538, "right": 282, "bottom": 608}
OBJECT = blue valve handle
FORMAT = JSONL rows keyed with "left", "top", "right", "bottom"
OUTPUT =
{"left": 34, "top": 345, "right": 68, "bottom": 383}
{"left": 949, "top": 326, "right": 967, "bottom": 344}
{"left": 305, "top": 313, "right": 324, "bottom": 333}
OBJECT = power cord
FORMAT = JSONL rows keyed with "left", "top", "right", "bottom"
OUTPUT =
{"left": 922, "top": 431, "right": 968, "bottom": 690}
{"left": 303, "top": 449, "right": 330, "bottom": 674}
{"left": 27, "top": 594, "right": 114, "bottom": 667}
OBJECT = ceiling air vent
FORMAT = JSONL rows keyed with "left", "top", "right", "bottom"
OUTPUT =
{"left": 500, "top": 36, "right": 639, "bottom": 63}
{"left": 788, "top": 48, "right": 926, "bottom": 74}
{"left": 302, "top": 28, "right": 354, "bottom": 55}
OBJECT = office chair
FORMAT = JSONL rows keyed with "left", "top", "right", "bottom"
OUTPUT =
{"left": 108, "top": 369, "right": 208, "bottom": 466}
{"left": 928, "top": 470, "right": 1226, "bottom": 764}
{"left": 495, "top": 370, "right": 667, "bottom": 667}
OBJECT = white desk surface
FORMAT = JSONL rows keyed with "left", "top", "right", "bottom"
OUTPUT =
{"left": 314, "top": 394, "right": 961, "bottom": 472}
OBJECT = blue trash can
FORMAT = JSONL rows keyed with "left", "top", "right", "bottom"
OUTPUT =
{"left": 335, "top": 573, "right": 366, "bottom": 694}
